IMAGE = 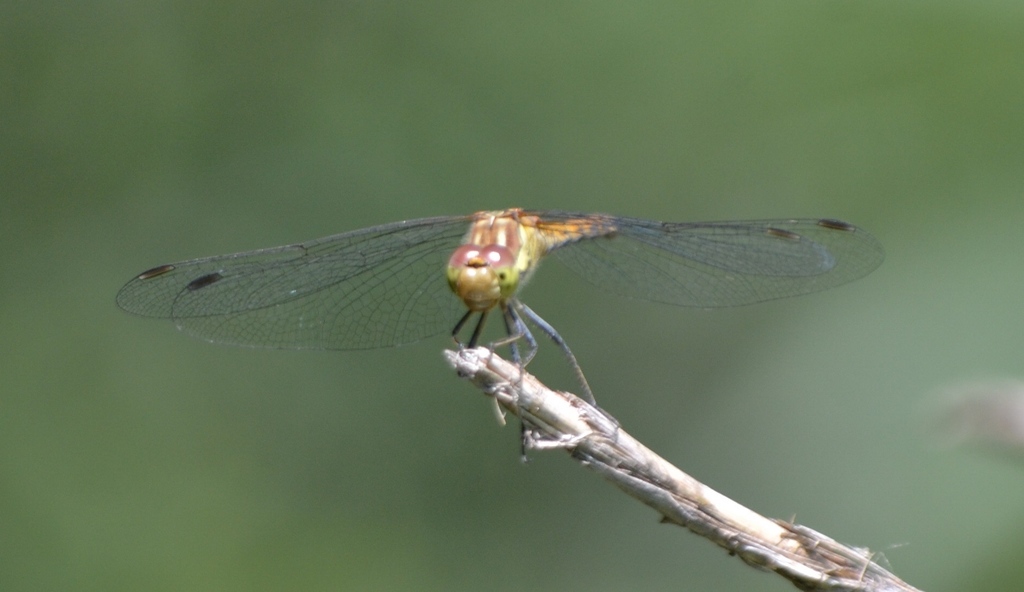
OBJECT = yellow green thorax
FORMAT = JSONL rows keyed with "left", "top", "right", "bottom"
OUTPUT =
{"left": 465, "top": 210, "right": 549, "bottom": 288}
{"left": 447, "top": 209, "right": 618, "bottom": 312}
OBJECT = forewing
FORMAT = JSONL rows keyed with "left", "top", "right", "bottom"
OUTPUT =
{"left": 116, "top": 215, "right": 472, "bottom": 349}
{"left": 549, "top": 218, "right": 883, "bottom": 307}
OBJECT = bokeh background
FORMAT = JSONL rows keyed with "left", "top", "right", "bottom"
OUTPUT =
{"left": 4, "top": 2, "right": 1024, "bottom": 590}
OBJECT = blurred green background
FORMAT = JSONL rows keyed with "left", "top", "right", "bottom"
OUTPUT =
{"left": 4, "top": 2, "right": 1024, "bottom": 590}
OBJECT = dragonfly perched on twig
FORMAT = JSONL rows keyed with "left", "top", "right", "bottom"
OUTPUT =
{"left": 117, "top": 209, "right": 884, "bottom": 402}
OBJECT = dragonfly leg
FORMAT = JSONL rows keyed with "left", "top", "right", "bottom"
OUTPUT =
{"left": 451, "top": 309, "right": 474, "bottom": 346}
{"left": 452, "top": 309, "right": 492, "bottom": 349}
{"left": 501, "top": 304, "right": 539, "bottom": 366}
{"left": 499, "top": 306, "right": 521, "bottom": 364}
{"left": 513, "top": 301, "right": 596, "bottom": 405}
{"left": 468, "top": 311, "right": 490, "bottom": 348}
{"left": 499, "top": 303, "right": 539, "bottom": 461}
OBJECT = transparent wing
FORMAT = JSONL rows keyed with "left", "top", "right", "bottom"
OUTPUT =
{"left": 545, "top": 216, "right": 883, "bottom": 307}
{"left": 116, "top": 215, "right": 473, "bottom": 349}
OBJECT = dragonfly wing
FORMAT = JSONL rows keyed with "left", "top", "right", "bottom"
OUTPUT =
{"left": 549, "top": 218, "right": 883, "bottom": 307}
{"left": 116, "top": 215, "right": 472, "bottom": 349}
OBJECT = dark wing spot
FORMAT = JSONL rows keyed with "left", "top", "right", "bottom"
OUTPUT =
{"left": 817, "top": 219, "right": 855, "bottom": 232}
{"left": 186, "top": 272, "right": 224, "bottom": 291}
{"left": 765, "top": 227, "right": 801, "bottom": 241}
{"left": 137, "top": 264, "right": 175, "bottom": 280}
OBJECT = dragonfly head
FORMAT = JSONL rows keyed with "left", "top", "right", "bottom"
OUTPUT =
{"left": 446, "top": 244, "right": 520, "bottom": 311}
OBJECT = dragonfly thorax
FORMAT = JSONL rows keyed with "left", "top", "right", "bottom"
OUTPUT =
{"left": 446, "top": 244, "right": 520, "bottom": 311}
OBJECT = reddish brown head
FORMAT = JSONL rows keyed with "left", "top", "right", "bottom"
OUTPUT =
{"left": 446, "top": 244, "right": 520, "bottom": 311}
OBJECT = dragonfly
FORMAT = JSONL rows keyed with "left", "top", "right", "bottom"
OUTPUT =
{"left": 117, "top": 209, "right": 884, "bottom": 402}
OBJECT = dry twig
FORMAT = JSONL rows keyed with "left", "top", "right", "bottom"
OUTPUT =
{"left": 445, "top": 347, "right": 922, "bottom": 592}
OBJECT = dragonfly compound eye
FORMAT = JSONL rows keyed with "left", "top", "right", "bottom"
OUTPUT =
{"left": 480, "top": 245, "right": 520, "bottom": 299}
